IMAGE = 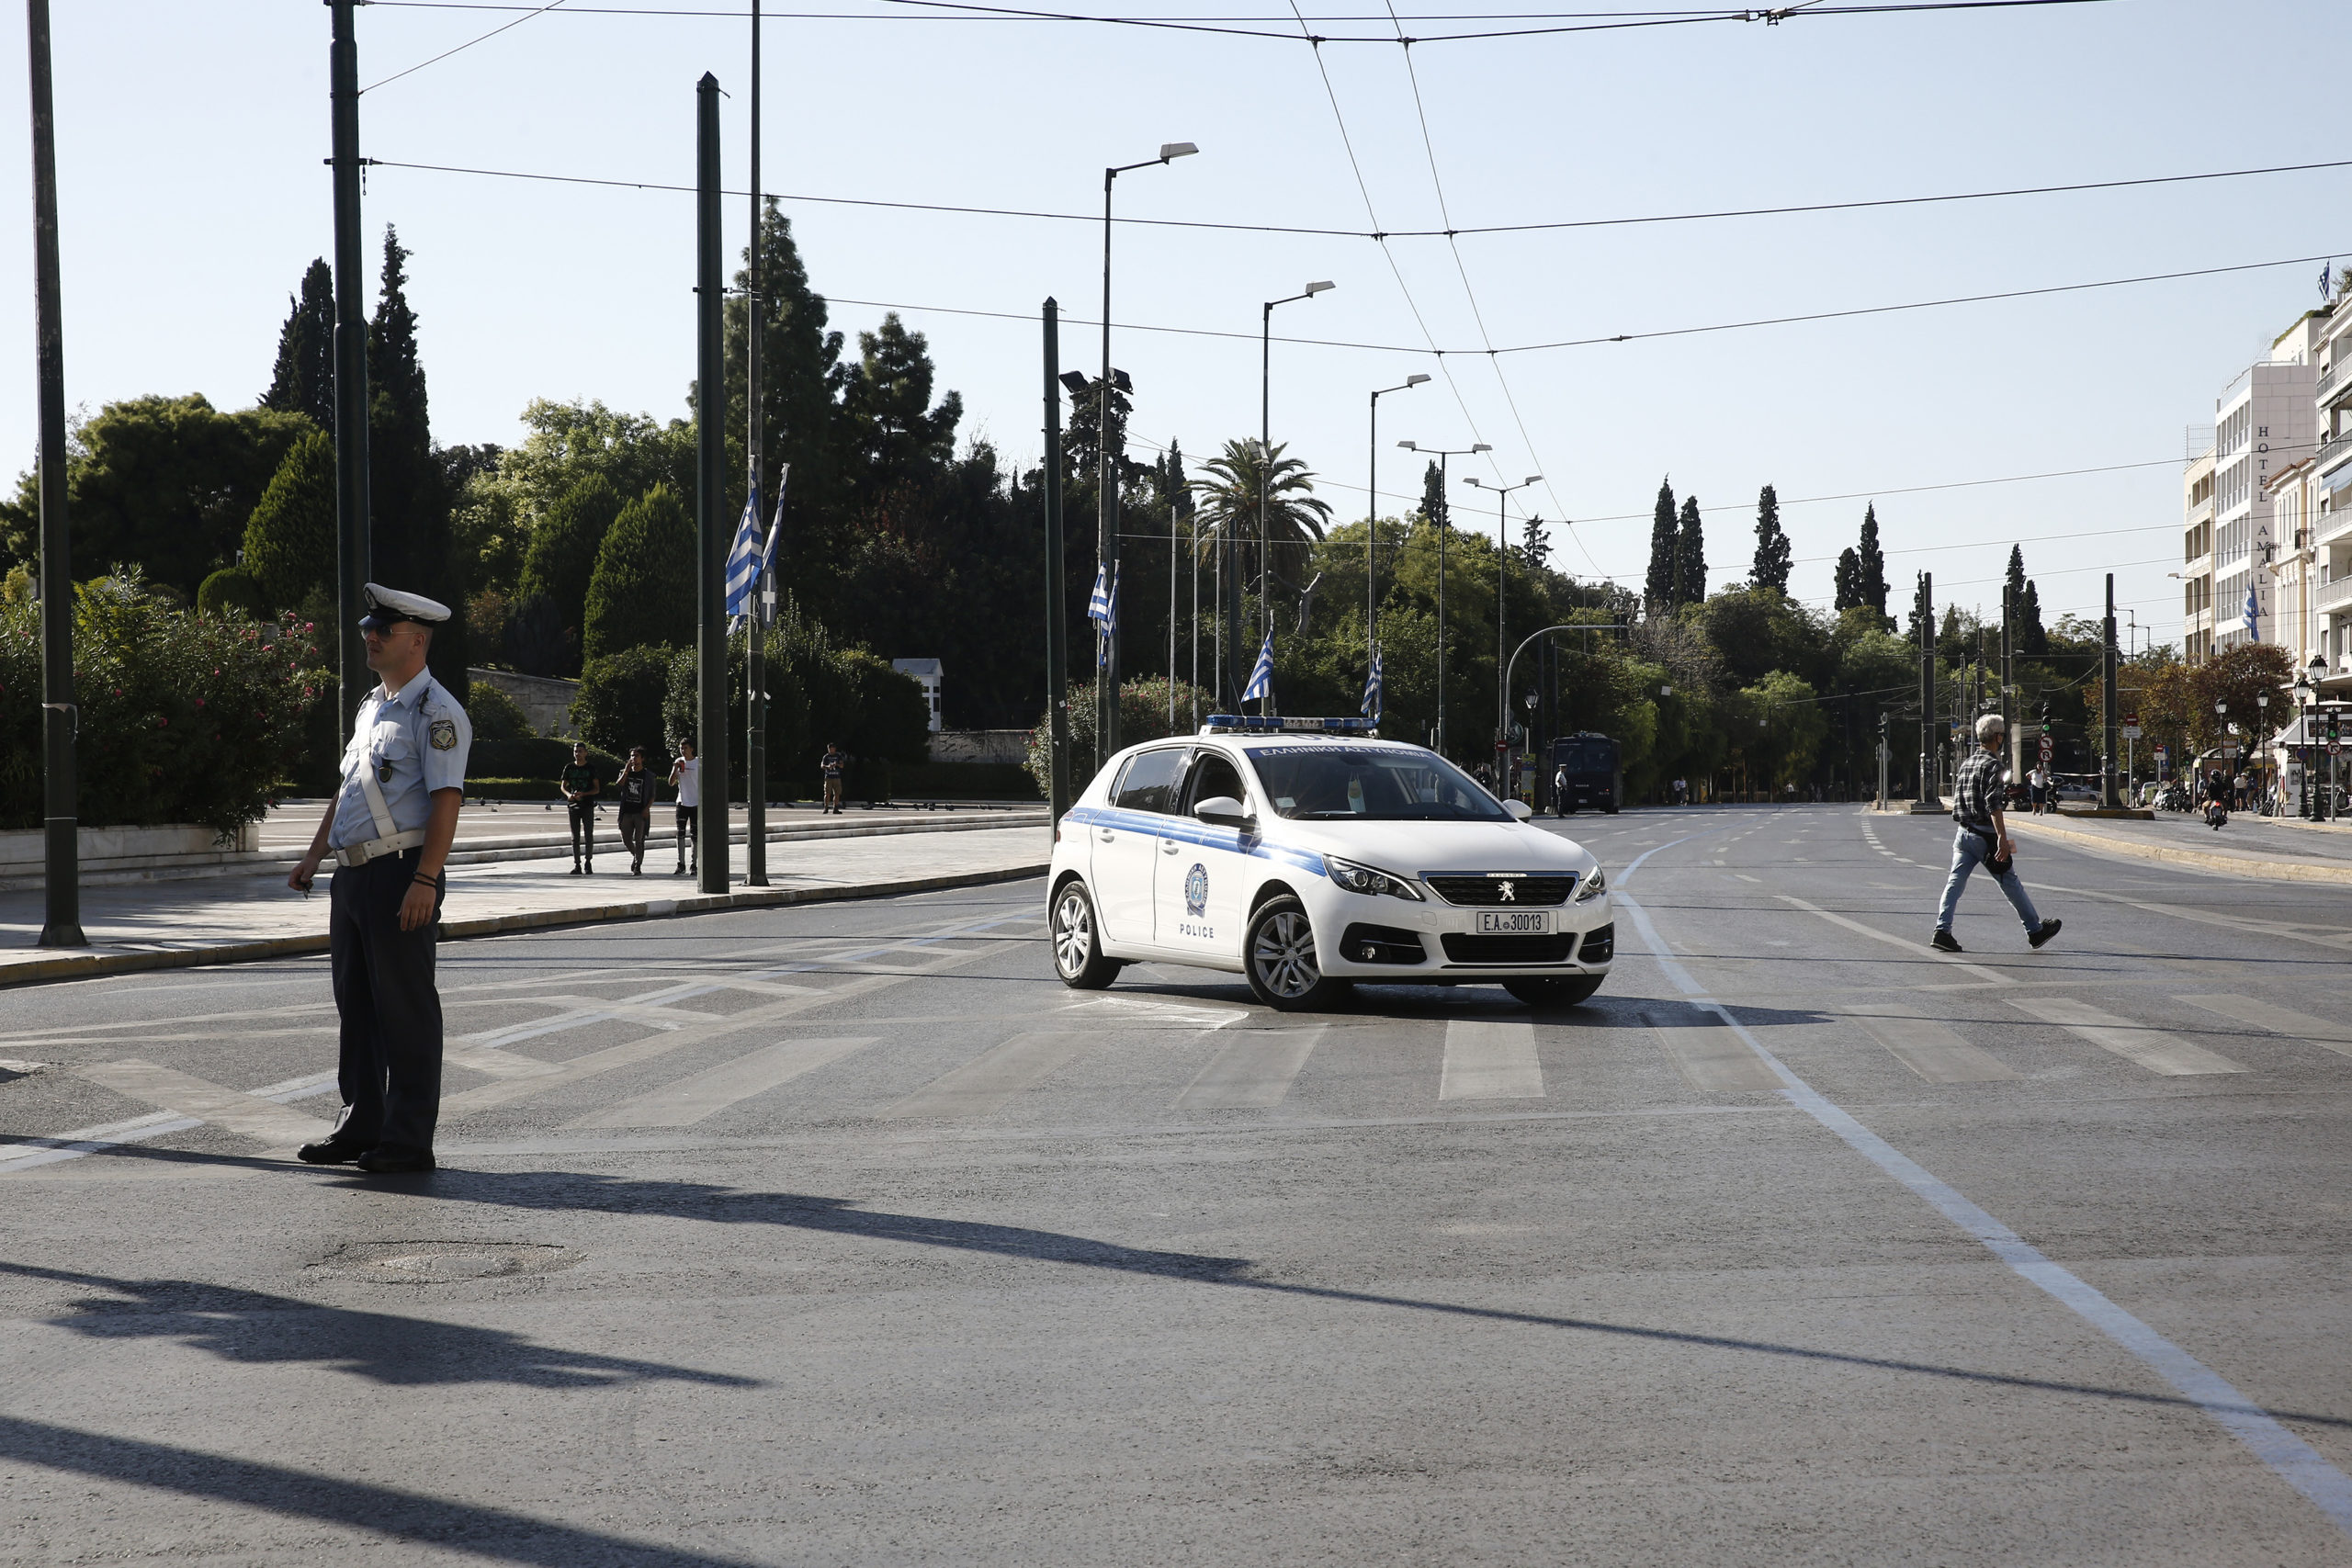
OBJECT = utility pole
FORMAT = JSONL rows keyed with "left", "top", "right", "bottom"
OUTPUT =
{"left": 27, "top": 0, "right": 82, "bottom": 946}
{"left": 695, "top": 73, "right": 729, "bottom": 894}
{"left": 743, "top": 0, "right": 767, "bottom": 887}
{"left": 1913, "top": 571, "right": 1941, "bottom": 811}
{"left": 1042, "top": 300, "right": 1071, "bottom": 822}
{"left": 328, "top": 0, "right": 371, "bottom": 735}
{"left": 2101, "top": 571, "right": 2121, "bottom": 808}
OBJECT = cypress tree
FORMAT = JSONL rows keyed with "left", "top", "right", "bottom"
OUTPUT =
{"left": 1858, "top": 502, "right": 1888, "bottom": 617}
{"left": 1674, "top": 496, "right": 1706, "bottom": 604}
{"left": 1833, "top": 547, "right": 1863, "bottom": 611}
{"left": 582, "top": 483, "right": 695, "bottom": 660}
{"left": 242, "top": 430, "right": 337, "bottom": 611}
{"left": 366, "top": 227, "right": 467, "bottom": 694}
{"left": 2020, "top": 578, "right": 2048, "bottom": 656}
{"left": 1750, "top": 483, "right": 1791, "bottom": 592}
{"left": 1419, "top": 460, "right": 1447, "bottom": 531}
{"left": 517, "top": 474, "right": 624, "bottom": 671}
{"left": 1644, "top": 477, "right": 1679, "bottom": 615}
{"left": 260, "top": 259, "right": 335, "bottom": 433}
{"left": 722, "top": 200, "right": 848, "bottom": 604}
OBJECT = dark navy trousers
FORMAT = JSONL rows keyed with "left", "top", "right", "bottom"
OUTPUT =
{"left": 327, "top": 849, "right": 446, "bottom": 1152}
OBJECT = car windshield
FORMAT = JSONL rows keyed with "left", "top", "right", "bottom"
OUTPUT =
{"left": 1244, "top": 745, "right": 1510, "bottom": 822}
{"left": 1555, "top": 742, "right": 1612, "bottom": 773}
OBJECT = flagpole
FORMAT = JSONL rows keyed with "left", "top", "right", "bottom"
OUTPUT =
{"left": 744, "top": 0, "right": 767, "bottom": 884}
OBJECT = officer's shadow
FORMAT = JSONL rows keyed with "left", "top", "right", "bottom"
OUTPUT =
{"left": 0, "top": 1260, "right": 756, "bottom": 1392}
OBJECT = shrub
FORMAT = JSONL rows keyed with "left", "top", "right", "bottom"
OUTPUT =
{"left": 467, "top": 682, "right": 535, "bottom": 741}
{"left": 469, "top": 737, "right": 619, "bottom": 781}
{"left": 660, "top": 632, "right": 810, "bottom": 799}
{"left": 1025, "top": 674, "right": 1213, "bottom": 800}
{"left": 0, "top": 570, "right": 327, "bottom": 836}
{"left": 582, "top": 483, "right": 693, "bottom": 660}
{"left": 572, "top": 646, "right": 674, "bottom": 763}
{"left": 197, "top": 567, "right": 267, "bottom": 619}
{"left": 241, "top": 429, "right": 337, "bottom": 611}
{"left": 516, "top": 474, "right": 622, "bottom": 674}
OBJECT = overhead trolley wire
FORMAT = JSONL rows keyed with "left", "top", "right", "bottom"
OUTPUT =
{"left": 365, "top": 0, "right": 573, "bottom": 92}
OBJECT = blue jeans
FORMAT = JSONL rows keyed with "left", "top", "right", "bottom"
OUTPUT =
{"left": 1936, "top": 826, "right": 2042, "bottom": 935}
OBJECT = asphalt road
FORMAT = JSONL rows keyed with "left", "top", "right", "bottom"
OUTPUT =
{"left": 3, "top": 804, "right": 2349, "bottom": 1565}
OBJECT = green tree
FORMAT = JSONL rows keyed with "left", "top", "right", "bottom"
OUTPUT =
{"left": 241, "top": 430, "right": 337, "bottom": 611}
{"left": 197, "top": 568, "right": 266, "bottom": 619}
{"left": 515, "top": 474, "right": 625, "bottom": 673}
{"left": 260, "top": 259, "right": 335, "bottom": 433}
{"left": 839, "top": 313, "right": 962, "bottom": 510}
{"left": 1419, "top": 460, "right": 1447, "bottom": 530}
{"left": 1674, "top": 495, "right": 1706, "bottom": 604}
{"left": 582, "top": 483, "right": 695, "bottom": 660}
{"left": 1188, "top": 439, "right": 1334, "bottom": 605}
{"left": 1857, "top": 502, "right": 1888, "bottom": 618}
{"left": 1738, "top": 670, "right": 1829, "bottom": 792}
{"left": 0, "top": 394, "right": 312, "bottom": 599}
{"left": 1833, "top": 548, "right": 1862, "bottom": 612}
{"left": 571, "top": 644, "right": 677, "bottom": 760}
{"left": 366, "top": 227, "right": 467, "bottom": 694}
{"left": 1750, "top": 483, "right": 1791, "bottom": 592}
{"left": 1644, "top": 478, "right": 1678, "bottom": 615}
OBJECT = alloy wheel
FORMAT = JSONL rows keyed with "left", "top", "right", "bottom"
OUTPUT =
{"left": 1053, "top": 888, "right": 1093, "bottom": 977}
{"left": 1251, "top": 909, "right": 1320, "bottom": 999}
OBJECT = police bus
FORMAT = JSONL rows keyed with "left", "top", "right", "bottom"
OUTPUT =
{"left": 1547, "top": 731, "right": 1623, "bottom": 815}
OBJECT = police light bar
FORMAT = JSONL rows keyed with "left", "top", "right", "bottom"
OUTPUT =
{"left": 1201, "top": 715, "right": 1379, "bottom": 736}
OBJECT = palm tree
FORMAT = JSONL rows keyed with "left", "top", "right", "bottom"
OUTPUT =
{"left": 1188, "top": 438, "right": 1333, "bottom": 597}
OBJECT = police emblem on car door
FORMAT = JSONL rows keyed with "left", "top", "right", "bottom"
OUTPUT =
{"left": 1184, "top": 863, "right": 1208, "bottom": 918}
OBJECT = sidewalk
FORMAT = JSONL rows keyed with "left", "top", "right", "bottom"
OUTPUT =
{"left": 0, "top": 821, "right": 1052, "bottom": 988}
{"left": 2007, "top": 806, "right": 2352, "bottom": 884}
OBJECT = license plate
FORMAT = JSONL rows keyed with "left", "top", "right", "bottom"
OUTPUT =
{"left": 1476, "top": 910, "right": 1552, "bottom": 935}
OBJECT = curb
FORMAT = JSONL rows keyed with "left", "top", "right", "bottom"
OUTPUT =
{"left": 2006, "top": 816, "right": 2352, "bottom": 885}
{"left": 0, "top": 863, "right": 1050, "bottom": 991}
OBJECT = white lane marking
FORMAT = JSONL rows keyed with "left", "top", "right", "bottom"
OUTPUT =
{"left": 881, "top": 1032, "right": 1098, "bottom": 1119}
{"left": 1775, "top": 894, "right": 2012, "bottom": 986}
{"left": 2007, "top": 997, "right": 2246, "bottom": 1077}
{"left": 0, "top": 1110, "right": 201, "bottom": 1172}
{"left": 1844, "top": 1002, "right": 2019, "bottom": 1083}
{"left": 1178, "top": 1029, "right": 1324, "bottom": 1110}
{"left": 571, "top": 1036, "right": 879, "bottom": 1129}
{"left": 1734, "top": 874, "right": 1762, "bottom": 884}
{"left": 1439, "top": 1021, "right": 1544, "bottom": 1100}
{"left": 444, "top": 1043, "right": 566, "bottom": 1081}
{"left": 252, "top": 1070, "right": 339, "bottom": 1101}
{"left": 461, "top": 995, "right": 726, "bottom": 1046}
{"left": 2173, "top": 995, "right": 2352, "bottom": 1061}
{"left": 73, "top": 1059, "right": 331, "bottom": 1149}
{"left": 1645, "top": 1015, "right": 1780, "bottom": 1092}
{"left": 1617, "top": 888, "right": 2352, "bottom": 1541}
{"left": 1060, "top": 996, "right": 1249, "bottom": 1031}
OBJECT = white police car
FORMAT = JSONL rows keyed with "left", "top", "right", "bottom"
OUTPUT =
{"left": 1046, "top": 716, "right": 1612, "bottom": 1011}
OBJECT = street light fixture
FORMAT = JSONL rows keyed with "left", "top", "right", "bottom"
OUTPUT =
{"left": 1362, "top": 373, "right": 1430, "bottom": 711}
{"left": 1465, "top": 473, "right": 1543, "bottom": 793}
{"left": 1094, "top": 140, "right": 1195, "bottom": 754}
{"left": 1243, "top": 279, "right": 1335, "bottom": 711}
{"left": 1398, "top": 439, "right": 1488, "bottom": 757}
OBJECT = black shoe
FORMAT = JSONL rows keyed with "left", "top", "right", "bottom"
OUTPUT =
{"left": 584, "top": 863, "right": 594, "bottom": 874}
{"left": 569, "top": 864, "right": 582, "bottom": 875}
{"left": 356, "top": 1145, "right": 435, "bottom": 1175}
{"left": 296, "top": 1137, "right": 370, "bottom": 1166}
{"left": 2029, "top": 918, "right": 2063, "bottom": 950}
{"left": 1929, "top": 930, "right": 1962, "bottom": 953}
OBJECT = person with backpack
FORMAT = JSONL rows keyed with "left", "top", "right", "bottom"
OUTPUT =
{"left": 615, "top": 747, "right": 655, "bottom": 874}
{"left": 1931, "top": 713, "right": 2062, "bottom": 953}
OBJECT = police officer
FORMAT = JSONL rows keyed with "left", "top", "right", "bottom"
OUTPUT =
{"left": 288, "top": 583, "right": 472, "bottom": 1175}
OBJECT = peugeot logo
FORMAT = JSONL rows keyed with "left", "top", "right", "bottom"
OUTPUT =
{"left": 1498, "top": 881, "right": 1518, "bottom": 903}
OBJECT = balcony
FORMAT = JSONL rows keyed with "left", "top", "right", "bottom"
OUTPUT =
{"left": 2323, "top": 357, "right": 2351, "bottom": 403}
{"left": 2323, "top": 431, "right": 2352, "bottom": 477}
{"left": 2315, "top": 574, "right": 2352, "bottom": 615}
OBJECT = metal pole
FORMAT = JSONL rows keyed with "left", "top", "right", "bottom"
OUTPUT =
{"left": 1042, "top": 299, "right": 1071, "bottom": 821}
{"left": 328, "top": 0, "right": 371, "bottom": 738}
{"left": 2101, "top": 572, "right": 2120, "bottom": 809}
{"left": 1366, "top": 389, "right": 1378, "bottom": 681}
{"left": 1436, "top": 454, "right": 1447, "bottom": 758}
{"left": 1261, "top": 300, "right": 1272, "bottom": 703}
{"left": 1494, "top": 491, "right": 1509, "bottom": 786}
{"left": 695, "top": 73, "right": 729, "bottom": 894}
{"left": 1168, "top": 472, "right": 1177, "bottom": 731}
{"left": 27, "top": 0, "right": 81, "bottom": 946}
{"left": 743, "top": 0, "right": 767, "bottom": 885}
{"left": 1098, "top": 168, "right": 1119, "bottom": 755}
{"left": 1915, "top": 571, "right": 1939, "bottom": 809}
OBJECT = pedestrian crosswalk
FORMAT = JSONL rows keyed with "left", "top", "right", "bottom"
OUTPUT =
{"left": 11, "top": 976, "right": 2352, "bottom": 1174}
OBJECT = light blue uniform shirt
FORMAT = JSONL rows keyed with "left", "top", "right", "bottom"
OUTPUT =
{"left": 330, "top": 673, "right": 472, "bottom": 851}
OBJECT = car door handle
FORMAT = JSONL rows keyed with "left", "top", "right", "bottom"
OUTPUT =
{"left": 1159, "top": 839, "right": 1180, "bottom": 854}
{"left": 1096, "top": 828, "right": 1115, "bottom": 841}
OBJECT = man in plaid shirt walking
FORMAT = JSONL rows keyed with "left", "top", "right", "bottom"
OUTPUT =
{"left": 1934, "top": 713, "right": 2064, "bottom": 953}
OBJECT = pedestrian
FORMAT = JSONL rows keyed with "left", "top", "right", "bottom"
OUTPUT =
{"left": 561, "top": 741, "right": 600, "bottom": 874}
{"left": 821, "top": 740, "right": 846, "bottom": 814}
{"left": 2233, "top": 768, "right": 2249, "bottom": 811}
{"left": 286, "top": 583, "right": 470, "bottom": 1175}
{"left": 1930, "top": 713, "right": 2061, "bottom": 954}
{"left": 2027, "top": 761, "right": 2051, "bottom": 815}
{"left": 1552, "top": 762, "right": 1568, "bottom": 817}
{"left": 670, "top": 738, "right": 701, "bottom": 876}
{"left": 615, "top": 746, "right": 654, "bottom": 874}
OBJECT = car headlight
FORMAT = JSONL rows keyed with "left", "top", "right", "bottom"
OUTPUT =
{"left": 1326, "top": 856, "right": 1424, "bottom": 901}
{"left": 1574, "top": 865, "right": 1608, "bottom": 903}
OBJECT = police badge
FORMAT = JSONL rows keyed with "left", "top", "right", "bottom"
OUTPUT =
{"left": 428, "top": 718, "right": 458, "bottom": 750}
{"left": 1184, "top": 863, "right": 1208, "bottom": 918}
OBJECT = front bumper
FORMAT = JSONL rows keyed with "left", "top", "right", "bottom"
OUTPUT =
{"left": 1313, "top": 892, "right": 1614, "bottom": 978}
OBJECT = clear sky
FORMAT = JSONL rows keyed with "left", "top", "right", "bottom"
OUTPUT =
{"left": 1, "top": 0, "right": 2344, "bottom": 648}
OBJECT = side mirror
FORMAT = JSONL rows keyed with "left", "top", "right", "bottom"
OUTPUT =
{"left": 1502, "top": 798, "right": 1533, "bottom": 822}
{"left": 1193, "top": 795, "right": 1252, "bottom": 829}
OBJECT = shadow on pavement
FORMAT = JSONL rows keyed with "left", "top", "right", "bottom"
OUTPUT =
{"left": 0, "top": 1415, "right": 763, "bottom": 1567}
{"left": 1, "top": 1261, "right": 756, "bottom": 1392}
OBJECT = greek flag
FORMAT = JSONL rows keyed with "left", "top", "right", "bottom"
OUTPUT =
{"left": 1088, "top": 561, "right": 1118, "bottom": 667}
{"left": 760, "top": 462, "right": 789, "bottom": 581}
{"left": 1360, "top": 644, "right": 1382, "bottom": 721}
{"left": 1243, "top": 629, "right": 1274, "bottom": 705}
{"left": 2245, "top": 581, "right": 2259, "bottom": 641}
{"left": 723, "top": 479, "right": 762, "bottom": 617}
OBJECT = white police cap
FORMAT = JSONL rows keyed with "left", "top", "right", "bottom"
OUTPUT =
{"left": 358, "top": 582, "right": 451, "bottom": 630}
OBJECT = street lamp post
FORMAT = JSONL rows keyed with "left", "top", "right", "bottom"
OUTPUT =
{"left": 1097, "top": 140, "right": 1195, "bottom": 753}
{"left": 1464, "top": 474, "right": 1542, "bottom": 795}
{"left": 1398, "top": 440, "right": 1487, "bottom": 759}
{"left": 1250, "top": 281, "right": 1333, "bottom": 709}
{"left": 1362, "top": 374, "right": 1429, "bottom": 705}
{"left": 2215, "top": 700, "right": 2228, "bottom": 810}
{"left": 2257, "top": 691, "right": 2272, "bottom": 812}
{"left": 2296, "top": 670, "right": 2313, "bottom": 818}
